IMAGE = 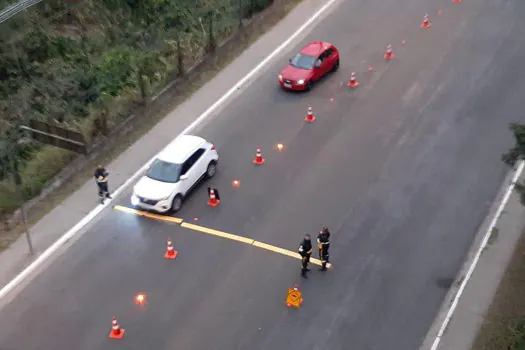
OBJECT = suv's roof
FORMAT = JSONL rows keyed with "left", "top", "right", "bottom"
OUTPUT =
{"left": 157, "top": 135, "right": 207, "bottom": 164}
{"left": 299, "top": 41, "right": 333, "bottom": 56}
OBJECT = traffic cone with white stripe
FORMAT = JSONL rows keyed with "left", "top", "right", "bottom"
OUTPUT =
{"left": 164, "top": 239, "right": 178, "bottom": 259}
{"left": 304, "top": 107, "right": 316, "bottom": 123}
{"left": 253, "top": 148, "right": 265, "bottom": 165}
{"left": 384, "top": 44, "right": 394, "bottom": 60}
{"left": 421, "top": 14, "right": 431, "bottom": 29}
{"left": 207, "top": 188, "right": 220, "bottom": 207}
{"left": 347, "top": 72, "right": 359, "bottom": 88}
{"left": 109, "top": 317, "right": 125, "bottom": 339}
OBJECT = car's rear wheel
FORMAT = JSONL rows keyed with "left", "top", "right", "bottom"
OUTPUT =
{"left": 331, "top": 59, "right": 340, "bottom": 72}
{"left": 171, "top": 194, "right": 183, "bottom": 213}
{"left": 206, "top": 161, "right": 217, "bottom": 178}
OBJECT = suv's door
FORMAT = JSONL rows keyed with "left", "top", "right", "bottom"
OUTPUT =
{"left": 191, "top": 148, "right": 208, "bottom": 179}
{"left": 178, "top": 148, "right": 206, "bottom": 195}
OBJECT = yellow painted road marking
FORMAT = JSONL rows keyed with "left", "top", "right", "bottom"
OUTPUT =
{"left": 252, "top": 241, "right": 300, "bottom": 260}
{"left": 113, "top": 205, "right": 183, "bottom": 224}
{"left": 182, "top": 223, "right": 331, "bottom": 268}
{"left": 180, "top": 222, "right": 255, "bottom": 245}
{"left": 183, "top": 223, "right": 329, "bottom": 267}
{"left": 113, "top": 205, "right": 331, "bottom": 268}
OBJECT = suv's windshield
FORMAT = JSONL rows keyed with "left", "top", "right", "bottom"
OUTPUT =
{"left": 146, "top": 159, "right": 182, "bottom": 183}
{"left": 290, "top": 53, "right": 316, "bottom": 70}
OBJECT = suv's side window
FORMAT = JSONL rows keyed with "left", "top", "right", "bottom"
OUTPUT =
{"left": 324, "top": 49, "right": 334, "bottom": 58}
{"left": 180, "top": 148, "right": 206, "bottom": 175}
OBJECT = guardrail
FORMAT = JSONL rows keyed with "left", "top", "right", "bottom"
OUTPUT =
{"left": 0, "top": 0, "right": 42, "bottom": 24}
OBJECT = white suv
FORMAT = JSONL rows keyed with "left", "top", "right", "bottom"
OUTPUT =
{"left": 131, "top": 135, "right": 219, "bottom": 213}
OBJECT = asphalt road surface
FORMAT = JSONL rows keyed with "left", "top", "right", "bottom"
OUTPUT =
{"left": 2, "top": 0, "right": 525, "bottom": 349}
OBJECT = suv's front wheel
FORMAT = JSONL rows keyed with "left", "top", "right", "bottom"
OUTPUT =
{"left": 171, "top": 194, "right": 183, "bottom": 213}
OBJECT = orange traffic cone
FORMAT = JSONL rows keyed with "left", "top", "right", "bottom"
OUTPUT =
{"left": 347, "top": 72, "right": 359, "bottom": 88}
{"left": 304, "top": 107, "right": 316, "bottom": 123}
{"left": 253, "top": 148, "right": 265, "bottom": 165}
{"left": 384, "top": 44, "right": 394, "bottom": 60}
{"left": 421, "top": 14, "right": 431, "bottom": 29}
{"left": 207, "top": 188, "right": 220, "bottom": 207}
{"left": 109, "top": 317, "right": 125, "bottom": 339}
{"left": 164, "top": 239, "right": 178, "bottom": 259}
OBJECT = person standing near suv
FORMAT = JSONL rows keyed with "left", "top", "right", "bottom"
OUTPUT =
{"left": 94, "top": 164, "right": 112, "bottom": 203}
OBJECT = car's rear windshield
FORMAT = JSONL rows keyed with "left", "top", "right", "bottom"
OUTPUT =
{"left": 146, "top": 159, "right": 182, "bottom": 183}
{"left": 290, "top": 53, "right": 316, "bottom": 70}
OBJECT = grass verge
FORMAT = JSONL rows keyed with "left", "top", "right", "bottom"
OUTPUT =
{"left": 471, "top": 228, "right": 525, "bottom": 349}
{"left": 0, "top": 0, "right": 302, "bottom": 251}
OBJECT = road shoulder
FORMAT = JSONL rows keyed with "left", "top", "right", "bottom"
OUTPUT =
{"left": 471, "top": 225, "right": 525, "bottom": 349}
{"left": 421, "top": 166, "right": 525, "bottom": 350}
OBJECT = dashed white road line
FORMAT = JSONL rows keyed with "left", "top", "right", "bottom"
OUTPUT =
{"left": 0, "top": 0, "right": 341, "bottom": 301}
{"left": 429, "top": 160, "right": 525, "bottom": 350}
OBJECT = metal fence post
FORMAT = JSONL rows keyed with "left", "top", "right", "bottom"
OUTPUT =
{"left": 9, "top": 145, "right": 34, "bottom": 255}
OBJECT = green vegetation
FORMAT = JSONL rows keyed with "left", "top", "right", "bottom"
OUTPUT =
{"left": 472, "top": 123, "right": 525, "bottom": 349}
{"left": 471, "top": 227, "right": 525, "bottom": 349}
{"left": 503, "top": 123, "right": 525, "bottom": 206}
{"left": 0, "top": 0, "right": 273, "bottom": 216}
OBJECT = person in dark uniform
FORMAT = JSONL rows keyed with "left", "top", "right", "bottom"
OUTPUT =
{"left": 298, "top": 234, "right": 313, "bottom": 278}
{"left": 94, "top": 165, "right": 112, "bottom": 203}
{"left": 317, "top": 225, "right": 331, "bottom": 271}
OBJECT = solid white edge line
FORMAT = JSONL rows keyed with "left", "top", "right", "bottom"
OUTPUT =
{"left": 0, "top": 0, "right": 339, "bottom": 301}
{"left": 429, "top": 160, "right": 525, "bottom": 350}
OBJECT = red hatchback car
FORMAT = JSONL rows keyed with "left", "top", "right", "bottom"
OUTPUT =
{"left": 278, "top": 41, "right": 339, "bottom": 91}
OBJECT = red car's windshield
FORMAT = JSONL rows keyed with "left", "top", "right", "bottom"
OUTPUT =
{"left": 289, "top": 53, "right": 316, "bottom": 70}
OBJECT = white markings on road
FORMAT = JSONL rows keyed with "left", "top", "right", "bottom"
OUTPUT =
{"left": 429, "top": 160, "right": 525, "bottom": 350}
{"left": 0, "top": 0, "right": 340, "bottom": 301}
{"left": 402, "top": 81, "right": 420, "bottom": 105}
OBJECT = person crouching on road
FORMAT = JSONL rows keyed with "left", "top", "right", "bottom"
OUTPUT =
{"left": 317, "top": 225, "right": 331, "bottom": 271}
{"left": 299, "top": 234, "right": 313, "bottom": 278}
{"left": 94, "top": 165, "right": 112, "bottom": 203}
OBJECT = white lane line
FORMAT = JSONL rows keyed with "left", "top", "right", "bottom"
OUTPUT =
{"left": 429, "top": 160, "right": 525, "bottom": 350}
{"left": 0, "top": 0, "right": 340, "bottom": 301}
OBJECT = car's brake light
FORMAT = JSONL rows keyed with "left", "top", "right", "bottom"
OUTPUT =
{"left": 211, "top": 145, "right": 216, "bottom": 150}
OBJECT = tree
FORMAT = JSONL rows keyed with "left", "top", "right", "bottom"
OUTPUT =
{"left": 131, "top": 50, "right": 158, "bottom": 103}
{"left": 0, "top": 125, "right": 33, "bottom": 181}
{"left": 502, "top": 123, "right": 525, "bottom": 205}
